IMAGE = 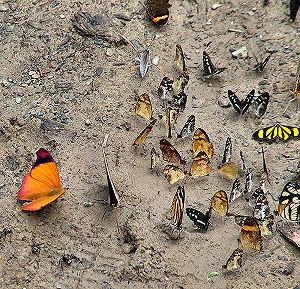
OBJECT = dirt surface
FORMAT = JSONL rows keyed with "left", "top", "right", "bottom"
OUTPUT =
{"left": 0, "top": 0, "right": 299, "bottom": 288}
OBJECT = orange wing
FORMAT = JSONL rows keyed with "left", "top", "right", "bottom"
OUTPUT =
{"left": 17, "top": 148, "right": 65, "bottom": 211}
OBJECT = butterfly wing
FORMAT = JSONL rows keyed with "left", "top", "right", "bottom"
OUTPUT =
{"left": 240, "top": 90, "right": 255, "bottom": 115}
{"left": 17, "top": 148, "right": 65, "bottom": 211}
{"left": 160, "top": 139, "right": 185, "bottom": 165}
{"left": 177, "top": 115, "right": 195, "bottom": 138}
{"left": 290, "top": 0, "right": 300, "bottom": 22}
{"left": 292, "top": 61, "right": 300, "bottom": 98}
{"left": 171, "top": 186, "right": 185, "bottom": 228}
{"left": 211, "top": 190, "right": 228, "bottom": 216}
{"left": 139, "top": 50, "right": 150, "bottom": 78}
{"left": 240, "top": 217, "right": 262, "bottom": 251}
{"left": 191, "top": 151, "right": 212, "bottom": 177}
{"left": 146, "top": 0, "right": 170, "bottom": 25}
{"left": 158, "top": 77, "right": 174, "bottom": 100}
{"left": 150, "top": 147, "right": 159, "bottom": 170}
{"left": 252, "top": 124, "right": 278, "bottom": 141}
{"left": 163, "top": 165, "right": 185, "bottom": 184}
{"left": 192, "top": 128, "right": 214, "bottom": 158}
{"left": 186, "top": 207, "right": 211, "bottom": 232}
{"left": 134, "top": 119, "right": 157, "bottom": 145}
{"left": 218, "top": 162, "right": 238, "bottom": 180}
{"left": 223, "top": 248, "right": 243, "bottom": 271}
{"left": 228, "top": 90, "right": 242, "bottom": 114}
{"left": 175, "top": 44, "right": 186, "bottom": 72}
{"left": 277, "top": 124, "right": 300, "bottom": 141}
{"left": 135, "top": 93, "right": 152, "bottom": 120}
{"left": 252, "top": 92, "right": 270, "bottom": 118}
{"left": 222, "top": 137, "right": 232, "bottom": 164}
{"left": 229, "top": 178, "right": 241, "bottom": 203}
{"left": 203, "top": 51, "right": 215, "bottom": 76}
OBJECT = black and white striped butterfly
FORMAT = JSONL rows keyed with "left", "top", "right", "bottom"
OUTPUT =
{"left": 186, "top": 207, "right": 211, "bottom": 232}
{"left": 228, "top": 90, "right": 255, "bottom": 115}
{"left": 254, "top": 54, "right": 272, "bottom": 73}
{"left": 203, "top": 51, "right": 227, "bottom": 79}
{"left": 158, "top": 77, "right": 173, "bottom": 100}
{"left": 252, "top": 92, "right": 270, "bottom": 118}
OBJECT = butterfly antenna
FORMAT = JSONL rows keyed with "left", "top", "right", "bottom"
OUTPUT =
{"left": 114, "top": 207, "right": 120, "bottom": 234}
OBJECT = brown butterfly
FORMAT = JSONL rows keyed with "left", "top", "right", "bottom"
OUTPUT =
{"left": 146, "top": 0, "right": 171, "bottom": 25}
{"left": 239, "top": 217, "right": 262, "bottom": 251}
{"left": 135, "top": 93, "right": 152, "bottom": 120}
{"left": 164, "top": 165, "right": 185, "bottom": 184}
{"left": 160, "top": 139, "right": 185, "bottom": 166}
{"left": 211, "top": 190, "right": 228, "bottom": 216}
{"left": 218, "top": 162, "right": 238, "bottom": 180}
{"left": 174, "top": 44, "right": 186, "bottom": 72}
{"left": 190, "top": 151, "right": 212, "bottom": 177}
{"left": 134, "top": 118, "right": 157, "bottom": 145}
{"left": 150, "top": 147, "right": 159, "bottom": 170}
{"left": 192, "top": 128, "right": 214, "bottom": 158}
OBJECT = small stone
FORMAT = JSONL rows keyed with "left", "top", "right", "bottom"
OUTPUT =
{"left": 144, "top": 268, "right": 149, "bottom": 273}
{"left": 232, "top": 46, "right": 248, "bottom": 59}
{"left": 85, "top": 119, "right": 91, "bottom": 125}
{"left": 211, "top": 4, "right": 222, "bottom": 10}
{"left": 15, "top": 97, "right": 21, "bottom": 104}
{"left": 59, "top": 14, "right": 65, "bottom": 19}
{"left": 139, "top": 262, "right": 144, "bottom": 269}
{"left": 106, "top": 48, "right": 113, "bottom": 57}
{"left": 83, "top": 201, "right": 94, "bottom": 207}
{"left": 152, "top": 55, "right": 159, "bottom": 66}
{"left": 252, "top": 7, "right": 257, "bottom": 11}
{"left": 218, "top": 97, "right": 231, "bottom": 108}
{"left": 56, "top": 285, "right": 62, "bottom": 289}
{"left": 0, "top": 5, "right": 9, "bottom": 12}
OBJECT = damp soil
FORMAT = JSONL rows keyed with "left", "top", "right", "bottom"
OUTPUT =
{"left": 0, "top": 0, "right": 299, "bottom": 288}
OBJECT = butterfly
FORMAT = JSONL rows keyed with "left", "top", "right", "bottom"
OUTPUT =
{"left": 261, "top": 146, "right": 270, "bottom": 183}
{"left": 239, "top": 216, "right": 262, "bottom": 251}
{"left": 228, "top": 89, "right": 255, "bottom": 115}
{"left": 186, "top": 207, "right": 212, "bottom": 232}
{"left": 291, "top": 60, "right": 300, "bottom": 99}
{"left": 146, "top": 0, "right": 171, "bottom": 25}
{"left": 254, "top": 194, "right": 271, "bottom": 221}
{"left": 190, "top": 151, "right": 212, "bottom": 177}
{"left": 259, "top": 214, "right": 274, "bottom": 236}
{"left": 171, "top": 186, "right": 185, "bottom": 229}
{"left": 277, "top": 221, "right": 300, "bottom": 248}
{"left": 164, "top": 165, "right": 185, "bottom": 184}
{"left": 17, "top": 148, "right": 66, "bottom": 211}
{"left": 192, "top": 128, "right": 214, "bottom": 158}
{"left": 160, "top": 139, "right": 185, "bottom": 166}
{"left": 229, "top": 178, "right": 241, "bottom": 203}
{"left": 102, "top": 135, "right": 120, "bottom": 233}
{"left": 252, "top": 123, "right": 300, "bottom": 142}
{"left": 138, "top": 49, "right": 150, "bottom": 78}
{"left": 218, "top": 137, "right": 238, "bottom": 180}
{"left": 211, "top": 191, "right": 228, "bottom": 216}
{"left": 222, "top": 248, "right": 243, "bottom": 271}
{"left": 165, "top": 107, "right": 172, "bottom": 138}
{"left": 150, "top": 147, "right": 159, "bottom": 170}
{"left": 290, "top": 0, "right": 300, "bottom": 22}
{"left": 278, "top": 181, "right": 300, "bottom": 222}
{"left": 253, "top": 53, "right": 272, "bottom": 73}
{"left": 177, "top": 115, "right": 195, "bottom": 138}
{"left": 173, "top": 91, "right": 187, "bottom": 112}
{"left": 202, "top": 51, "right": 227, "bottom": 79}
{"left": 174, "top": 44, "right": 186, "bottom": 72}
{"left": 133, "top": 118, "right": 157, "bottom": 145}
{"left": 172, "top": 70, "right": 189, "bottom": 95}
{"left": 135, "top": 93, "right": 152, "bottom": 120}
{"left": 243, "top": 169, "right": 253, "bottom": 197}
{"left": 251, "top": 92, "right": 270, "bottom": 118}
{"left": 158, "top": 77, "right": 174, "bottom": 100}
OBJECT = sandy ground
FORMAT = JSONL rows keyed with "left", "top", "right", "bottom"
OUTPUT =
{"left": 0, "top": 0, "right": 299, "bottom": 288}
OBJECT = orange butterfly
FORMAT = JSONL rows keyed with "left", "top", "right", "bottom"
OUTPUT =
{"left": 17, "top": 148, "right": 66, "bottom": 211}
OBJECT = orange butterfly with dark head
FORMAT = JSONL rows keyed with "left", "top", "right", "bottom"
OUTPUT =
{"left": 17, "top": 148, "right": 66, "bottom": 211}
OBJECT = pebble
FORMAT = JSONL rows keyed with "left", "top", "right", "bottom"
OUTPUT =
{"left": 49, "top": 62, "right": 57, "bottom": 69}
{"left": 232, "top": 46, "right": 248, "bottom": 59}
{"left": 139, "top": 261, "right": 144, "bottom": 269}
{"left": 15, "top": 97, "right": 21, "bottom": 104}
{"left": 85, "top": 119, "right": 91, "bottom": 125}
{"left": 144, "top": 268, "right": 149, "bottom": 273}
{"left": 83, "top": 201, "right": 94, "bottom": 207}
{"left": 0, "top": 5, "right": 9, "bottom": 12}
{"left": 218, "top": 97, "right": 231, "bottom": 108}
{"left": 152, "top": 55, "right": 159, "bottom": 66}
{"left": 106, "top": 48, "right": 113, "bottom": 57}
{"left": 211, "top": 4, "right": 222, "bottom": 10}
{"left": 59, "top": 14, "right": 65, "bottom": 19}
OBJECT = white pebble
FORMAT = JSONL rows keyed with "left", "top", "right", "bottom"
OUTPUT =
{"left": 152, "top": 55, "right": 159, "bottom": 66}
{"left": 232, "top": 46, "right": 248, "bottom": 59}
{"left": 15, "top": 97, "right": 21, "bottom": 104}
{"left": 211, "top": 4, "right": 222, "bottom": 10}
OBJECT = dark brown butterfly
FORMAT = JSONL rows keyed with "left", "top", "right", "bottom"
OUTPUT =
{"left": 239, "top": 217, "right": 262, "bottom": 251}
{"left": 228, "top": 90, "right": 255, "bottom": 115}
{"left": 160, "top": 139, "right": 185, "bottom": 166}
{"left": 146, "top": 0, "right": 171, "bottom": 25}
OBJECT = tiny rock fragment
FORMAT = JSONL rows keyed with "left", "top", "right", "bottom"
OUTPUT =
{"left": 218, "top": 97, "right": 231, "bottom": 108}
{"left": 85, "top": 119, "right": 91, "bottom": 125}
{"left": 211, "top": 4, "right": 222, "bottom": 10}
{"left": 232, "top": 47, "right": 248, "bottom": 59}
{"left": 152, "top": 55, "right": 159, "bottom": 66}
{"left": 0, "top": 5, "right": 9, "bottom": 12}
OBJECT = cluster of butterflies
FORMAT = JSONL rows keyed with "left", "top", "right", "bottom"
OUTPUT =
{"left": 145, "top": 0, "right": 299, "bottom": 24}
{"left": 169, "top": 159, "right": 300, "bottom": 270}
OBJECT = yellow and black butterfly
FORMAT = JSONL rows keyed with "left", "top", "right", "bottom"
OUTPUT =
{"left": 135, "top": 93, "right": 152, "bottom": 120}
{"left": 133, "top": 118, "right": 157, "bottom": 145}
{"left": 164, "top": 165, "right": 185, "bottom": 184}
{"left": 146, "top": 0, "right": 171, "bottom": 25}
{"left": 252, "top": 123, "right": 300, "bottom": 142}
{"left": 222, "top": 248, "right": 243, "bottom": 271}
{"left": 211, "top": 191, "right": 228, "bottom": 216}
{"left": 278, "top": 181, "right": 300, "bottom": 222}
{"left": 171, "top": 186, "right": 185, "bottom": 229}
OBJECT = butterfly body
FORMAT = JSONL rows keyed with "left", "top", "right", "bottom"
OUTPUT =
{"left": 17, "top": 148, "right": 65, "bottom": 211}
{"left": 228, "top": 90, "right": 255, "bottom": 115}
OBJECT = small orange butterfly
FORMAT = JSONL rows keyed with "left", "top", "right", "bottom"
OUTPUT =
{"left": 17, "top": 148, "right": 66, "bottom": 211}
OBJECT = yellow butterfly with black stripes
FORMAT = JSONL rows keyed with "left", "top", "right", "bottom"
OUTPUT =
{"left": 171, "top": 186, "right": 185, "bottom": 230}
{"left": 252, "top": 123, "right": 300, "bottom": 141}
